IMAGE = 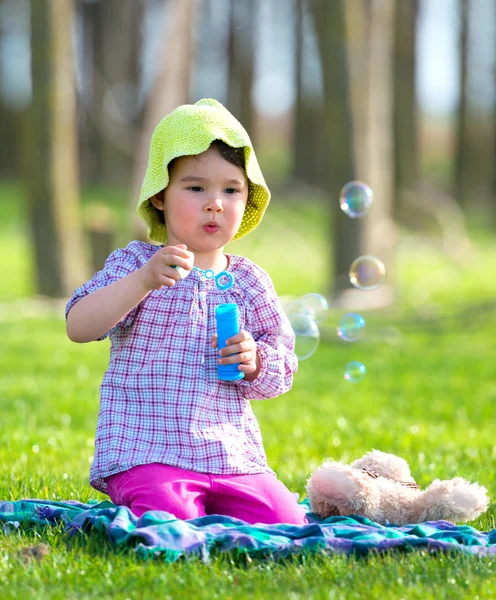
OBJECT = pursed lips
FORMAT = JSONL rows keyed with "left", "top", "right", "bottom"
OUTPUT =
{"left": 202, "top": 222, "right": 220, "bottom": 233}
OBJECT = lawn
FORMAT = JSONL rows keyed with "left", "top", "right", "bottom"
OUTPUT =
{"left": 0, "top": 182, "right": 495, "bottom": 599}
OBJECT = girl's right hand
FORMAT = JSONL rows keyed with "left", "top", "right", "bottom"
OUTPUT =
{"left": 137, "top": 244, "right": 194, "bottom": 290}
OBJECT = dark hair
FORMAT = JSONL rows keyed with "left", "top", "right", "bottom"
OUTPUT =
{"left": 151, "top": 140, "right": 248, "bottom": 225}
{"left": 168, "top": 139, "right": 246, "bottom": 175}
{"left": 209, "top": 139, "right": 246, "bottom": 171}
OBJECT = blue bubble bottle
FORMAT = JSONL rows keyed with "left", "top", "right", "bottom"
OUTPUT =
{"left": 215, "top": 303, "right": 244, "bottom": 381}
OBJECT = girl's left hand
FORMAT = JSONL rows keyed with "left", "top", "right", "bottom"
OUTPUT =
{"left": 211, "top": 330, "right": 261, "bottom": 380}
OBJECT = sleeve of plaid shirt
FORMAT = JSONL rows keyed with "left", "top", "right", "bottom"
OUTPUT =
{"left": 65, "top": 242, "right": 144, "bottom": 340}
{"left": 236, "top": 266, "right": 298, "bottom": 400}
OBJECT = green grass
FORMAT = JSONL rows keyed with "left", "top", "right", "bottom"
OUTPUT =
{"left": 1, "top": 182, "right": 496, "bottom": 598}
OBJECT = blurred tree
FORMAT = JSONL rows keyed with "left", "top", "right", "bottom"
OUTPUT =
{"left": 292, "top": 0, "right": 307, "bottom": 180}
{"left": 311, "top": 0, "right": 395, "bottom": 303}
{"left": 454, "top": 0, "right": 470, "bottom": 209}
{"left": 77, "top": 0, "right": 145, "bottom": 188}
{"left": 193, "top": 0, "right": 228, "bottom": 103}
{"left": 131, "top": 0, "right": 200, "bottom": 239}
{"left": 0, "top": 0, "right": 20, "bottom": 178}
{"left": 310, "top": 0, "right": 360, "bottom": 298}
{"left": 227, "top": 0, "right": 255, "bottom": 140}
{"left": 358, "top": 0, "right": 395, "bottom": 297}
{"left": 393, "top": 0, "right": 419, "bottom": 215}
{"left": 77, "top": 0, "right": 102, "bottom": 185}
{"left": 494, "top": 0, "right": 496, "bottom": 216}
{"left": 292, "top": 0, "right": 326, "bottom": 186}
{"left": 22, "top": 0, "right": 88, "bottom": 297}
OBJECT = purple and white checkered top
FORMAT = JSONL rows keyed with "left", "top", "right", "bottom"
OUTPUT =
{"left": 65, "top": 241, "right": 298, "bottom": 493}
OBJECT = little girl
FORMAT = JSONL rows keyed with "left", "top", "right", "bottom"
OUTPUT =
{"left": 66, "top": 98, "right": 306, "bottom": 525}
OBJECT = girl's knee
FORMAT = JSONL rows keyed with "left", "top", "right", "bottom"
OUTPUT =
{"left": 107, "top": 470, "right": 205, "bottom": 520}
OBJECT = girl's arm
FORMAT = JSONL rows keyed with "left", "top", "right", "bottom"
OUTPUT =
{"left": 66, "top": 244, "right": 193, "bottom": 343}
{"left": 66, "top": 269, "right": 150, "bottom": 343}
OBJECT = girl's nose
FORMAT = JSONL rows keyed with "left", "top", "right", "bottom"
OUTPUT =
{"left": 205, "top": 196, "right": 223, "bottom": 212}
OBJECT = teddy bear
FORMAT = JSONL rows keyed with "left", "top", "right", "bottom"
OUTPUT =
{"left": 306, "top": 450, "right": 489, "bottom": 526}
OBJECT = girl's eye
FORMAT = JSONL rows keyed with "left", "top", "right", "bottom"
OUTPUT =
{"left": 224, "top": 188, "right": 239, "bottom": 195}
{"left": 188, "top": 186, "right": 203, "bottom": 192}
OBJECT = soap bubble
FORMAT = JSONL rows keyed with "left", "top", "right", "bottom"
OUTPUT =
{"left": 349, "top": 255, "right": 386, "bottom": 291}
{"left": 284, "top": 294, "right": 328, "bottom": 324}
{"left": 344, "top": 361, "right": 366, "bottom": 383}
{"left": 283, "top": 293, "right": 327, "bottom": 360}
{"left": 288, "top": 312, "right": 320, "bottom": 361}
{"left": 284, "top": 300, "right": 308, "bottom": 319}
{"left": 337, "top": 313, "right": 366, "bottom": 342}
{"left": 299, "top": 293, "right": 328, "bottom": 324}
{"left": 339, "top": 181, "right": 373, "bottom": 218}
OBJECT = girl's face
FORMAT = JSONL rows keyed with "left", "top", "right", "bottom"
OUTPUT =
{"left": 151, "top": 145, "right": 249, "bottom": 258}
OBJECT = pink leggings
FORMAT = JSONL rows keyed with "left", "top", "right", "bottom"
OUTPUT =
{"left": 105, "top": 463, "right": 307, "bottom": 525}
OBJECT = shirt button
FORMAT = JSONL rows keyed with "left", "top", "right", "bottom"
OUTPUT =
{"left": 199, "top": 291, "right": 207, "bottom": 300}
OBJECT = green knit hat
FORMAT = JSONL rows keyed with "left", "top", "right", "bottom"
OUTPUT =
{"left": 137, "top": 98, "right": 270, "bottom": 244}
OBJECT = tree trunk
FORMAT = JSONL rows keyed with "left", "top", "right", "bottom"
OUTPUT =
{"left": 292, "top": 0, "right": 322, "bottom": 184}
{"left": 358, "top": 0, "right": 395, "bottom": 304}
{"left": 310, "top": 0, "right": 361, "bottom": 298}
{"left": 454, "top": 0, "right": 470, "bottom": 210}
{"left": 292, "top": 0, "right": 305, "bottom": 181}
{"left": 0, "top": 0, "right": 21, "bottom": 178}
{"left": 90, "top": 0, "right": 145, "bottom": 189}
{"left": 311, "top": 0, "right": 395, "bottom": 305}
{"left": 393, "top": 0, "right": 419, "bottom": 215}
{"left": 77, "top": 0, "right": 104, "bottom": 184}
{"left": 226, "top": 0, "right": 255, "bottom": 140}
{"left": 494, "top": 0, "right": 496, "bottom": 222}
{"left": 0, "top": 105, "right": 19, "bottom": 179}
{"left": 193, "top": 0, "right": 228, "bottom": 102}
{"left": 130, "top": 0, "right": 200, "bottom": 240}
{"left": 22, "top": 0, "right": 88, "bottom": 297}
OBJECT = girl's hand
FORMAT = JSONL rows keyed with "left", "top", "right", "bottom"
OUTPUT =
{"left": 211, "top": 330, "right": 261, "bottom": 381}
{"left": 138, "top": 244, "right": 194, "bottom": 290}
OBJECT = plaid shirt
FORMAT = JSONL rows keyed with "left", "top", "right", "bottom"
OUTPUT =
{"left": 66, "top": 242, "right": 297, "bottom": 493}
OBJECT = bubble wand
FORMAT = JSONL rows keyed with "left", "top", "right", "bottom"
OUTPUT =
{"left": 173, "top": 265, "right": 240, "bottom": 379}
{"left": 192, "top": 266, "right": 234, "bottom": 291}
{"left": 172, "top": 265, "right": 234, "bottom": 291}
{"left": 190, "top": 268, "right": 241, "bottom": 380}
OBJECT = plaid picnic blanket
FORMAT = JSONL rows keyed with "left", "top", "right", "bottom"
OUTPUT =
{"left": 1, "top": 499, "right": 495, "bottom": 562}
